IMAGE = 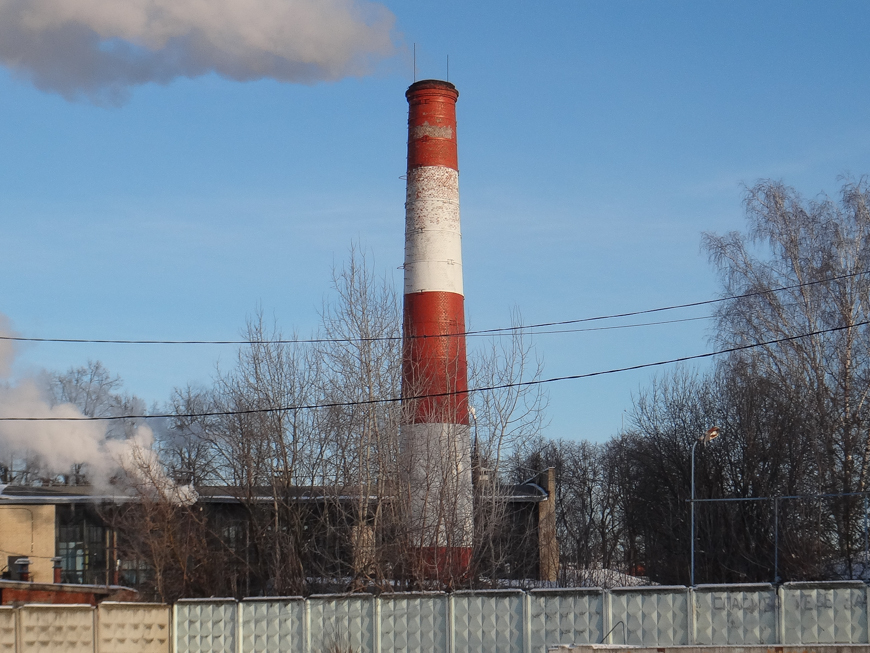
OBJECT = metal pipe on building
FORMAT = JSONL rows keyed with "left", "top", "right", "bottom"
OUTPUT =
{"left": 401, "top": 79, "right": 473, "bottom": 580}
{"left": 51, "top": 556, "right": 62, "bottom": 584}
{"left": 15, "top": 557, "right": 31, "bottom": 582}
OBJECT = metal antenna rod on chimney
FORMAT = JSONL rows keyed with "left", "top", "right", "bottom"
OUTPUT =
{"left": 447, "top": 55, "right": 449, "bottom": 81}
{"left": 413, "top": 43, "right": 416, "bottom": 81}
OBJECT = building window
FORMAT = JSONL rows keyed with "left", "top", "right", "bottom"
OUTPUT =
{"left": 55, "top": 504, "right": 111, "bottom": 585}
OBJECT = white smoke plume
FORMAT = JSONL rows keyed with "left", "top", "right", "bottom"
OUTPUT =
{"left": 0, "top": 0, "right": 396, "bottom": 104}
{"left": 0, "top": 379, "right": 137, "bottom": 490}
{"left": 0, "top": 316, "right": 194, "bottom": 502}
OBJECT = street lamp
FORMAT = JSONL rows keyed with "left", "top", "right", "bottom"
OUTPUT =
{"left": 691, "top": 426, "right": 720, "bottom": 586}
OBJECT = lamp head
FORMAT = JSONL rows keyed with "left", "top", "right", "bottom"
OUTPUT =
{"left": 700, "top": 426, "right": 721, "bottom": 445}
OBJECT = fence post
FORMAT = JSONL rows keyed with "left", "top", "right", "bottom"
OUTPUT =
{"left": 236, "top": 600, "right": 243, "bottom": 653}
{"left": 687, "top": 587, "right": 695, "bottom": 646}
{"left": 94, "top": 603, "right": 100, "bottom": 653}
{"left": 865, "top": 584, "right": 870, "bottom": 645}
{"left": 304, "top": 598, "right": 312, "bottom": 653}
{"left": 523, "top": 591, "right": 531, "bottom": 653}
{"left": 373, "top": 595, "right": 381, "bottom": 653}
{"left": 602, "top": 590, "right": 612, "bottom": 645}
{"left": 171, "top": 603, "right": 178, "bottom": 653}
{"left": 776, "top": 584, "right": 785, "bottom": 645}
{"left": 448, "top": 594, "right": 455, "bottom": 653}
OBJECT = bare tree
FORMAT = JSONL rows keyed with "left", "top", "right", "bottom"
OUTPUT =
{"left": 508, "top": 435, "right": 628, "bottom": 587}
{"left": 705, "top": 178, "right": 870, "bottom": 575}
{"left": 112, "top": 244, "right": 552, "bottom": 597}
{"left": 315, "top": 246, "right": 404, "bottom": 588}
{"left": 470, "top": 311, "right": 549, "bottom": 480}
{"left": 468, "top": 317, "right": 550, "bottom": 586}
{"left": 158, "top": 385, "right": 219, "bottom": 486}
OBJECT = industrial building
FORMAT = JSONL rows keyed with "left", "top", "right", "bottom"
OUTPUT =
{"left": 0, "top": 468, "right": 558, "bottom": 596}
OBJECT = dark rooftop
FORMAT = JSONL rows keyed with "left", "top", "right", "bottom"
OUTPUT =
{"left": 0, "top": 480, "right": 547, "bottom": 505}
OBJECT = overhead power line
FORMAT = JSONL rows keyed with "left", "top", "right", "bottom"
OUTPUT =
{"left": 515, "top": 315, "right": 710, "bottom": 336}
{"left": 1, "top": 319, "right": 864, "bottom": 422}
{"left": 0, "top": 315, "right": 712, "bottom": 346}
{"left": 0, "top": 269, "right": 865, "bottom": 347}
{"left": 467, "top": 269, "right": 869, "bottom": 335}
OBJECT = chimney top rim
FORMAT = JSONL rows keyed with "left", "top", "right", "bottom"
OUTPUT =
{"left": 406, "top": 79, "right": 458, "bottom": 99}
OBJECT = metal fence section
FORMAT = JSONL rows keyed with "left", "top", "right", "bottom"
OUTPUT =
{"left": 528, "top": 588, "right": 603, "bottom": 651}
{"left": 97, "top": 602, "right": 170, "bottom": 653}
{"left": 453, "top": 590, "right": 525, "bottom": 653}
{"left": 693, "top": 583, "right": 777, "bottom": 645}
{"left": 174, "top": 599, "right": 237, "bottom": 653}
{"left": 379, "top": 593, "right": 448, "bottom": 653}
{"left": 240, "top": 598, "right": 304, "bottom": 653}
{"left": 608, "top": 586, "right": 689, "bottom": 646}
{"left": 780, "top": 581, "right": 869, "bottom": 645}
{"left": 18, "top": 604, "right": 94, "bottom": 653}
{"left": 308, "top": 594, "right": 376, "bottom": 653}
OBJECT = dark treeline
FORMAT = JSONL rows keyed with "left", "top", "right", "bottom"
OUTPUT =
{"left": 510, "top": 178, "right": 870, "bottom": 586}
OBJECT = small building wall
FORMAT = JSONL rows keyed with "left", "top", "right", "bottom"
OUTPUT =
{"left": 0, "top": 505, "right": 55, "bottom": 583}
{"left": 0, "top": 580, "right": 138, "bottom": 606}
{"left": 1, "top": 587, "right": 97, "bottom": 606}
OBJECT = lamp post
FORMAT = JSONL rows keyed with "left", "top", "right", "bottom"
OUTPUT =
{"left": 691, "top": 426, "right": 720, "bottom": 587}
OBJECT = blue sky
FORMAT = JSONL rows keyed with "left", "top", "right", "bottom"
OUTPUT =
{"left": 1, "top": 0, "right": 869, "bottom": 442}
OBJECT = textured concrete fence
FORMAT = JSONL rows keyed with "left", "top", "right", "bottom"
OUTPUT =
{"left": 0, "top": 602, "right": 170, "bottom": 653}
{"left": 169, "top": 584, "right": 870, "bottom": 651}
{"left": 170, "top": 582, "right": 870, "bottom": 652}
{"left": 2, "top": 582, "right": 870, "bottom": 651}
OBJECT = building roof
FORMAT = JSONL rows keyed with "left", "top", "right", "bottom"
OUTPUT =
{"left": 0, "top": 480, "right": 548, "bottom": 505}
{"left": 0, "top": 484, "right": 130, "bottom": 504}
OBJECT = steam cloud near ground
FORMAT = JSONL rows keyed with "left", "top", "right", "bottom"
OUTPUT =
{"left": 0, "top": 315, "right": 193, "bottom": 502}
{"left": 0, "top": 0, "right": 396, "bottom": 104}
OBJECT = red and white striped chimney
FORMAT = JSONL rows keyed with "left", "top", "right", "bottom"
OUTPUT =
{"left": 402, "top": 79, "right": 473, "bottom": 580}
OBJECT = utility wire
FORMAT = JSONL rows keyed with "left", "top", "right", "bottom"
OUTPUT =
{"left": 521, "top": 315, "right": 709, "bottom": 336}
{"left": 467, "top": 269, "right": 869, "bottom": 335}
{"left": 0, "top": 269, "right": 865, "bottom": 347}
{"left": 0, "top": 315, "right": 711, "bottom": 345}
{"left": 1, "top": 319, "right": 864, "bottom": 422}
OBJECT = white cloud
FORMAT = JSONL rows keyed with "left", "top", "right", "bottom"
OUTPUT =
{"left": 0, "top": 0, "right": 396, "bottom": 104}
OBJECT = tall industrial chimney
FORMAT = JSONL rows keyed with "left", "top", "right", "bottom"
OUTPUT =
{"left": 401, "top": 79, "right": 473, "bottom": 580}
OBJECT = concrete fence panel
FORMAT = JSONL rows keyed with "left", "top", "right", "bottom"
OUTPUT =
{"left": 529, "top": 589, "right": 604, "bottom": 652}
{"left": 693, "top": 584, "right": 777, "bottom": 645}
{"left": 780, "top": 581, "right": 868, "bottom": 645}
{"left": 379, "top": 593, "right": 448, "bottom": 653}
{"left": 18, "top": 604, "right": 94, "bottom": 653}
{"left": 308, "top": 594, "right": 375, "bottom": 653}
{"left": 609, "top": 587, "right": 689, "bottom": 646}
{"left": 452, "top": 590, "right": 525, "bottom": 653}
{"left": 11, "top": 583, "right": 870, "bottom": 652}
{"left": 240, "top": 598, "right": 304, "bottom": 653}
{"left": 98, "top": 602, "right": 170, "bottom": 653}
{"left": 175, "top": 599, "right": 237, "bottom": 653}
{"left": 0, "top": 608, "right": 15, "bottom": 653}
